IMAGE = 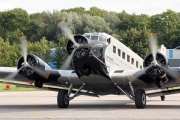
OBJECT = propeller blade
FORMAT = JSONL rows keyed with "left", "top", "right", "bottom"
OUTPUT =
{"left": 27, "top": 65, "right": 49, "bottom": 79}
{"left": 157, "top": 64, "right": 178, "bottom": 80}
{"left": 3, "top": 66, "right": 24, "bottom": 80}
{"left": 134, "top": 65, "right": 152, "bottom": 78}
{"left": 61, "top": 48, "right": 76, "bottom": 70}
{"left": 19, "top": 36, "right": 28, "bottom": 63}
{"left": 57, "top": 21, "right": 79, "bottom": 47}
{"left": 148, "top": 33, "right": 158, "bottom": 62}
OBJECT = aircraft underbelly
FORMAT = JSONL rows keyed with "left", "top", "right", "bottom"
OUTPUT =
{"left": 73, "top": 55, "right": 110, "bottom": 79}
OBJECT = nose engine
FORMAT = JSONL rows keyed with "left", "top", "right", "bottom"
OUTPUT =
{"left": 66, "top": 35, "right": 109, "bottom": 79}
{"left": 66, "top": 35, "right": 90, "bottom": 60}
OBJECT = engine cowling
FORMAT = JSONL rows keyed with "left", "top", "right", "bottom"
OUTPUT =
{"left": 143, "top": 52, "right": 168, "bottom": 78}
{"left": 66, "top": 35, "right": 90, "bottom": 60}
{"left": 17, "top": 54, "right": 51, "bottom": 80}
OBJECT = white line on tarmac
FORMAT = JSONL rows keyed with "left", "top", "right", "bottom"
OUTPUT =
{"left": 0, "top": 92, "right": 21, "bottom": 96}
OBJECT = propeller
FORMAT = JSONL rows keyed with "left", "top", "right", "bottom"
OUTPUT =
{"left": 20, "top": 36, "right": 28, "bottom": 63}
{"left": 3, "top": 66, "right": 24, "bottom": 80}
{"left": 60, "top": 48, "right": 76, "bottom": 70}
{"left": 3, "top": 36, "right": 47, "bottom": 81}
{"left": 148, "top": 33, "right": 158, "bottom": 64}
{"left": 147, "top": 33, "right": 178, "bottom": 80}
{"left": 57, "top": 21, "right": 79, "bottom": 48}
{"left": 157, "top": 64, "right": 179, "bottom": 80}
{"left": 57, "top": 21, "right": 90, "bottom": 69}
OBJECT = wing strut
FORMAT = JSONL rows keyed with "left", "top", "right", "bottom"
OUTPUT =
{"left": 114, "top": 83, "right": 134, "bottom": 100}
{"left": 68, "top": 83, "right": 85, "bottom": 101}
{"left": 129, "top": 82, "right": 135, "bottom": 95}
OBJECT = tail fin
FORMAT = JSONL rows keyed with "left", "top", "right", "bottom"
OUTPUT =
{"left": 160, "top": 44, "right": 167, "bottom": 58}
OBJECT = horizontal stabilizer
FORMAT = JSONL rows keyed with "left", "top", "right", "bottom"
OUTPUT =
{"left": 147, "top": 88, "right": 180, "bottom": 97}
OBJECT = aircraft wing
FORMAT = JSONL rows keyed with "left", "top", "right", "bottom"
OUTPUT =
{"left": 109, "top": 66, "right": 180, "bottom": 97}
{"left": 0, "top": 67, "right": 59, "bottom": 90}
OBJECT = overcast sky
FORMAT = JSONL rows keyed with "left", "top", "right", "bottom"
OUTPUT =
{"left": 0, "top": 0, "right": 180, "bottom": 16}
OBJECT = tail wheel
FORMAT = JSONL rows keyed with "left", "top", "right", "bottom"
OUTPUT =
{"left": 135, "top": 89, "right": 146, "bottom": 108}
{"left": 161, "top": 96, "right": 165, "bottom": 101}
{"left": 57, "top": 90, "right": 69, "bottom": 108}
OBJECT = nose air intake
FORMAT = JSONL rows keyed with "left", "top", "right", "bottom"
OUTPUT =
{"left": 66, "top": 35, "right": 90, "bottom": 60}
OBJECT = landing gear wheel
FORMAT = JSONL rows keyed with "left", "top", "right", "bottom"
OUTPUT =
{"left": 161, "top": 96, "right": 165, "bottom": 101}
{"left": 57, "top": 90, "right": 69, "bottom": 108}
{"left": 135, "top": 89, "right": 146, "bottom": 109}
{"left": 34, "top": 80, "right": 43, "bottom": 88}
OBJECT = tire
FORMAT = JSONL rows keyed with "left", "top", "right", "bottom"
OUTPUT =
{"left": 34, "top": 80, "right": 43, "bottom": 88}
{"left": 161, "top": 96, "right": 165, "bottom": 101}
{"left": 57, "top": 90, "right": 69, "bottom": 108}
{"left": 135, "top": 89, "right": 146, "bottom": 109}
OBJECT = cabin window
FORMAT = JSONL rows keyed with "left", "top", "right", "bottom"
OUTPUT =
{"left": 131, "top": 58, "right": 134, "bottom": 65}
{"left": 127, "top": 55, "right": 130, "bottom": 62}
{"left": 118, "top": 49, "right": 121, "bottom": 56}
{"left": 136, "top": 61, "right": 139, "bottom": 68}
{"left": 140, "top": 65, "right": 142, "bottom": 69}
{"left": 113, "top": 46, "right": 116, "bottom": 53}
{"left": 122, "top": 52, "right": 125, "bottom": 59}
{"left": 107, "top": 38, "right": 111, "bottom": 44}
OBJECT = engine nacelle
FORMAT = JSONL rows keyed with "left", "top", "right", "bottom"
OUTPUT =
{"left": 67, "top": 35, "right": 91, "bottom": 61}
{"left": 17, "top": 54, "right": 51, "bottom": 80}
{"left": 143, "top": 52, "right": 168, "bottom": 78}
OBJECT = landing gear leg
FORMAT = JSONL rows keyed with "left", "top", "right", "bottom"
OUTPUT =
{"left": 135, "top": 89, "right": 146, "bottom": 109}
{"left": 57, "top": 83, "right": 85, "bottom": 108}
{"left": 161, "top": 96, "right": 165, "bottom": 101}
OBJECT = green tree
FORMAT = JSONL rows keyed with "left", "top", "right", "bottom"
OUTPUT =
{"left": 149, "top": 10, "right": 180, "bottom": 48}
{"left": 61, "top": 7, "right": 86, "bottom": 14}
{"left": 122, "top": 28, "right": 150, "bottom": 58}
{"left": 51, "top": 37, "right": 68, "bottom": 69}
{"left": 87, "top": 7, "right": 107, "bottom": 18}
{"left": 0, "top": 37, "right": 20, "bottom": 66}
{"left": 28, "top": 37, "right": 55, "bottom": 62}
{"left": 0, "top": 8, "right": 31, "bottom": 43}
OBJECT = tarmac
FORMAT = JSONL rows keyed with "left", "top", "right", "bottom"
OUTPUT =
{"left": 0, "top": 91, "right": 180, "bottom": 120}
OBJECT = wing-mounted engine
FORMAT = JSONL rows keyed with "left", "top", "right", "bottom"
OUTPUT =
{"left": 17, "top": 54, "right": 51, "bottom": 79}
{"left": 17, "top": 54, "right": 55, "bottom": 88}
{"left": 4, "top": 36, "right": 61, "bottom": 88}
{"left": 143, "top": 52, "right": 168, "bottom": 78}
{"left": 141, "top": 33, "right": 172, "bottom": 88}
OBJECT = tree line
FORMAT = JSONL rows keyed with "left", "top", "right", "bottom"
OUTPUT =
{"left": 0, "top": 7, "right": 180, "bottom": 68}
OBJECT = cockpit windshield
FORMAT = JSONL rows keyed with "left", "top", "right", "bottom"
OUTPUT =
{"left": 84, "top": 33, "right": 107, "bottom": 42}
{"left": 91, "top": 36, "right": 99, "bottom": 41}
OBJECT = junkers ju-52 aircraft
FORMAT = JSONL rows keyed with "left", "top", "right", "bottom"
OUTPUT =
{"left": 0, "top": 21, "right": 180, "bottom": 109}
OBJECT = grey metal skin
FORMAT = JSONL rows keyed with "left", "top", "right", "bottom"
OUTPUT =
{"left": 1, "top": 32, "right": 180, "bottom": 103}
{"left": 0, "top": 65, "right": 180, "bottom": 98}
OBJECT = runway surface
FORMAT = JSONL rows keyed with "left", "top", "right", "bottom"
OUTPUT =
{"left": 0, "top": 91, "right": 180, "bottom": 120}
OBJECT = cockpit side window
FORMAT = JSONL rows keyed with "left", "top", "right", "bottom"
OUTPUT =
{"left": 107, "top": 38, "right": 111, "bottom": 44}
{"left": 85, "top": 35, "right": 90, "bottom": 39}
{"left": 99, "top": 35, "right": 106, "bottom": 42}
